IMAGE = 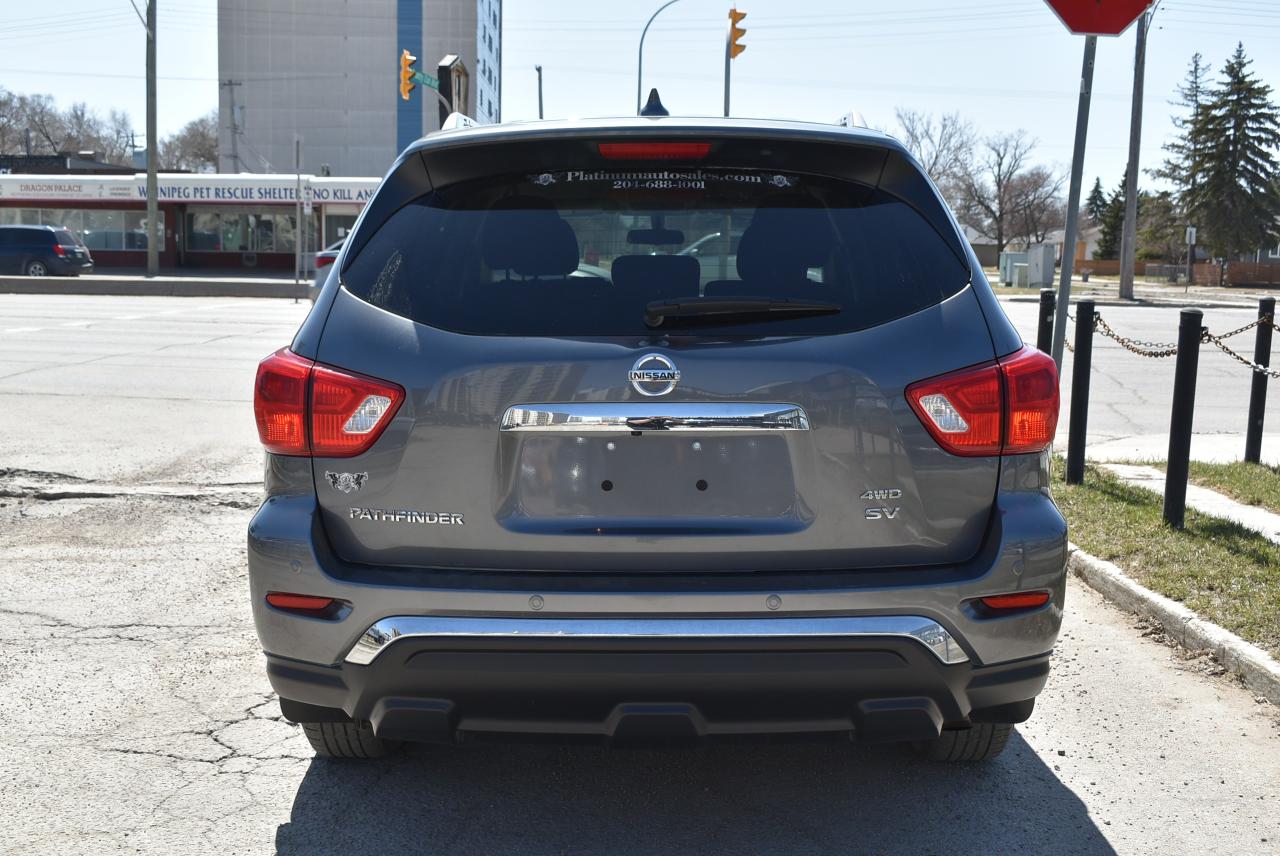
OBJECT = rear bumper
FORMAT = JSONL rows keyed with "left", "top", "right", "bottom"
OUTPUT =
{"left": 268, "top": 627, "right": 1049, "bottom": 744}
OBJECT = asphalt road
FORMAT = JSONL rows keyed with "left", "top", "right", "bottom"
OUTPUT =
{"left": 1, "top": 294, "right": 1279, "bottom": 855}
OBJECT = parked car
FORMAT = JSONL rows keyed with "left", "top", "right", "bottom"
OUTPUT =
{"left": 0, "top": 225, "right": 93, "bottom": 276}
{"left": 312, "top": 238, "right": 344, "bottom": 293}
{"left": 251, "top": 111, "right": 1064, "bottom": 762}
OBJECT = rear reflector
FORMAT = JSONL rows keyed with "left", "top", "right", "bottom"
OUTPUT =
{"left": 253, "top": 348, "right": 404, "bottom": 457}
{"left": 978, "top": 591, "right": 1051, "bottom": 612}
{"left": 906, "top": 346, "right": 1059, "bottom": 457}
{"left": 598, "top": 141, "right": 711, "bottom": 160}
{"left": 266, "top": 592, "right": 336, "bottom": 613}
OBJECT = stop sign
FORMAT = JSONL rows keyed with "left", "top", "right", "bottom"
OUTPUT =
{"left": 1043, "top": 0, "right": 1152, "bottom": 36}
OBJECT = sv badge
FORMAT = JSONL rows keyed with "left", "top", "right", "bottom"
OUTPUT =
{"left": 865, "top": 507, "right": 901, "bottom": 520}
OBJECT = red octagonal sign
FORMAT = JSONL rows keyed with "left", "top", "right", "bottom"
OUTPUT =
{"left": 1044, "top": 0, "right": 1152, "bottom": 36}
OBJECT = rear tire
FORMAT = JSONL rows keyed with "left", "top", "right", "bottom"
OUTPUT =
{"left": 25, "top": 260, "right": 48, "bottom": 276}
{"left": 914, "top": 723, "right": 1013, "bottom": 762}
{"left": 301, "top": 721, "right": 399, "bottom": 759}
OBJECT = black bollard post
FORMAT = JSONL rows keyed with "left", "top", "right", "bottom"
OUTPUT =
{"left": 1065, "top": 300, "right": 1095, "bottom": 485}
{"left": 1244, "top": 297, "right": 1275, "bottom": 464}
{"left": 1164, "top": 308, "right": 1204, "bottom": 528}
{"left": 1037, "top": 289, "right": 1056, "bottom": 354}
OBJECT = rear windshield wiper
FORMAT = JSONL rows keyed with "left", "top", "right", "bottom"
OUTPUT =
{"left": 645, "top": 297, "right": 841, "bottom": 328}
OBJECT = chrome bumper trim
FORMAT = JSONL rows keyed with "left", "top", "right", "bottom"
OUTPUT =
{"left": 500, "top": 402, "right": 810, "bottom": 432}
{"left": 343, "top": 615, "right": 968, "bottom": 666}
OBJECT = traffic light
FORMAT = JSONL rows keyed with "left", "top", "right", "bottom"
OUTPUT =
{"left": 399, "top": 49, "right": 417, "bottom": 101}
{"left": 728, "top": 8, "right": 747, "bottom": 59}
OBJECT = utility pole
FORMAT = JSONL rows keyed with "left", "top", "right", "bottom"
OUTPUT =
{"left": 221, "top": 80, "right": 243, "bottom": 171}
{"left": 1118, "top": 10, "right": 1151, "bottom": 301}
{"left": 294, "top": 137, "right": 302, "bottom": 286}
{"left": 145, "top": 0, "right": 158, "bottom": 277}
{"left": 1050, "top": 36, "right": 1097, "bottom": 371}
{"left": 535, "top": 65, "right": 544, "bottom": 119}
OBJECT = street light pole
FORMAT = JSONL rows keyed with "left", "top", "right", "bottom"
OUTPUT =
{"left": 145, "top": 0, "right": 158, "bottom": 277}
{"left": 1118, "top": 9, "right": 1152, "bottom": 301}
{"left": 636, "top": 0, "right": 682, "bottom": 115}
{"left": 535, "top": 65, "right": 544, "bottom": 119}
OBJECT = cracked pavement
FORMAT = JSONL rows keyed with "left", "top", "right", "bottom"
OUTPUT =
{"left": 1, "top": 294, "right": 1279, "bottom": 855}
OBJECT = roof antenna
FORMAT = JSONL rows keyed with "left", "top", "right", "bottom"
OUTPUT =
{"left": 639, "top": 88, "right": 669, "bottom": 117}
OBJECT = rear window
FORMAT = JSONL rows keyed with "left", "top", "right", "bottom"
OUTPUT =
{"left": 342, "top": 168, "right": 969, "bottom": 337}
{"left": 54, "top": 229, "right": 80, "bottom": 247}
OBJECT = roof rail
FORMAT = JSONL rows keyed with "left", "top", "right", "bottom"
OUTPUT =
{"left": 441, "top": 112, "right": 478, "bottom": 131}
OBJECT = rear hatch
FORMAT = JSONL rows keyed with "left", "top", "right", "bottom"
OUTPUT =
{"left": 308, "top": 127, "right": 1001, "bottom": 573}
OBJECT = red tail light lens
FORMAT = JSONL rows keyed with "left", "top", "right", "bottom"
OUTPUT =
{"left": 310, "top": 363, "right": 404, "bottom": 456}
{"left": 53, "top": 243, "right": 67, "bottom": 256}
{"left": 253, "top": 348, "right": 404, "bottom": 458}
{"left": 254, "top": 349, "right": 312, "bottom": 455}
{"left": 979, "top": 591, "right": 1051, "bottom": 612}
{"left": 598, "top": 141, "right": 711, "bottom": 160}
{"left": 906, "top": 346, "right": 1059, "bottom": 457}
{"left": 316, "top": 255, "right": 335, "bottom": 268}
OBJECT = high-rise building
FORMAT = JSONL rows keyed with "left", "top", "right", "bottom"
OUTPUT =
{"left": 217, "top": 0, "right": 501, "bottom": 177}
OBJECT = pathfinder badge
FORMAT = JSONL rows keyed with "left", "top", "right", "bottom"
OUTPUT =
{"left": 325, "top": 472, "right": 368, "bottom": 494}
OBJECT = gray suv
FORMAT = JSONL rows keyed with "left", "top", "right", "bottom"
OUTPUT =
{"left": 250, "top": 115, "right": 1066, "bottom": 762}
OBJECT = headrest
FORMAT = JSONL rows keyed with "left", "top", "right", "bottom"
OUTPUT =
{"left": 481, "top": 196, "right": 579, "bottom": 277}
{"left": 736, "top": 204, "right": 833, "bottom": 284}
{"left": 609, "top": 254, "right": 700, "bottom": 300}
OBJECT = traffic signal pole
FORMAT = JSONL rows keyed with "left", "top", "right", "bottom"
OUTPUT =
{"left": 1050, "top": 35, "right": 1097, "bottom": 372}
{"left": 724, "top": 8, "right": 746, "bottom": 118}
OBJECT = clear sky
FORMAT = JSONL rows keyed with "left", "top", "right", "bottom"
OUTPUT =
{"left": 1, "top": 0, "right": 1277, "bottom": 190}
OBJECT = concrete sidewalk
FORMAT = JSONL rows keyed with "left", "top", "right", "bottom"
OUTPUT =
{"left": 0, "top": 273, "right": 312, "bottom": 299}
{"left": 1102, "top": 462, "right": 1280, "bottom": 545}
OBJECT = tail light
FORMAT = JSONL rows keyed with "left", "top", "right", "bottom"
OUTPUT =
{"left": 598, "top": 141, "right": 711, "bottom": 160}
{"left": 253, "top": 348, "right": 403, "bottom": 457}
{"left": 53, "top": 244, "right": 67, "bottom": 256}
{"left": 316, "top": 255, "right": 335, "bottom": 268}
{"left": 906, "top": 346, "right": 1059, "bottom": 457}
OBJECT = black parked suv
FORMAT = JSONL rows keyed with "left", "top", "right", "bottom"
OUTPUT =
{"left": 250, "top": 114, "right": 1065, "bottom": 762}
{"left": 0, "top": 225, "right": 94, "bottom": 276}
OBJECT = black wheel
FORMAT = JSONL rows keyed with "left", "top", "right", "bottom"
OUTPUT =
{"left": 25, "top": 260, "right": 48, "bottom": 276}
{"left": 914, "top": 723, "right": 1013, "bottom": 762}
{"left": 301, "top": 721, "right": 400, "bottom": 759}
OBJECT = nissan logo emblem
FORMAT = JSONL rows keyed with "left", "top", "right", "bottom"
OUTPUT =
{"left": 628, "top": 353, "right": 680, "bottom": 397}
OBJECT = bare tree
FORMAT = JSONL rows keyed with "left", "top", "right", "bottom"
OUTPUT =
{"left": 159, "top": 112, "right": 217, "bottom": 172}
{"left": 0, "top": 89, "right": 136, "bottom": 164}
{"left": 1008, "top": 165, "right": 1066, "bottom": 246}
{"left": 955, "top": 131, "right": 1037, "bottom": 253}
{"left": 894, "top": 108, "right": 974, "bottom": 204}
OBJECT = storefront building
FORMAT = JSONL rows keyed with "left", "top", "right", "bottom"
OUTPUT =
{"left": 0, "top": 174, "right": 380, "bottom": 272}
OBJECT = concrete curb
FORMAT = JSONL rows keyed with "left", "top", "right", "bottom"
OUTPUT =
{"left": 0, "top": 277, "right": 311, "bottom": 299}
{"left": 1068, "top": 542, "right": 1280, "bottom": 705}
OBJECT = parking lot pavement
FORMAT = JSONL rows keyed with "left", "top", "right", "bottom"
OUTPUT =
{"left": 1, "top": 294, "right": 1278, "bottom": 854}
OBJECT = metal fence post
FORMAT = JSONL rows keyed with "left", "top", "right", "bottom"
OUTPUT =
{"left": 1244, "top": 297, "right": 1275, "bottom": 464}
{"left": 1036, "top": 289, "right": 1056, "bottom": 354}
{"left": 1164, "top": 308, "right": 1203, "bottom": 528}
{"left": 1065, "top": 300, "right": 1095, "bottom": 485}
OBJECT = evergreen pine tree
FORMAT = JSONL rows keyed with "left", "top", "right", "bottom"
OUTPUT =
{"left": 1184, "top": 44, "right": 1280, "bottom": 258}
{"left": 1096, "top": 177, "right": 1127, "bottom": 259}
{"left": 1085, "top": 178, "right": 1107, "bottom": 224}
{"left": 1155, "top": 53, "right": 1211, "bottom": 201}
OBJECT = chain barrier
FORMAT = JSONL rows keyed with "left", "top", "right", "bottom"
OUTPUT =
{"left": 1092, "top": 314, "right": 1180, "bottom": 358}
{"left": 1201, "top": 329, "right": 1280, "bottom": 378}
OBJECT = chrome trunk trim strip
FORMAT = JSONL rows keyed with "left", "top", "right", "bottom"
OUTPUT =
{"left": 344, "top": 615, "right": 968, "bottom": 666}
{"left": 500, "top": 402, "right": 810, "bottom": 432}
